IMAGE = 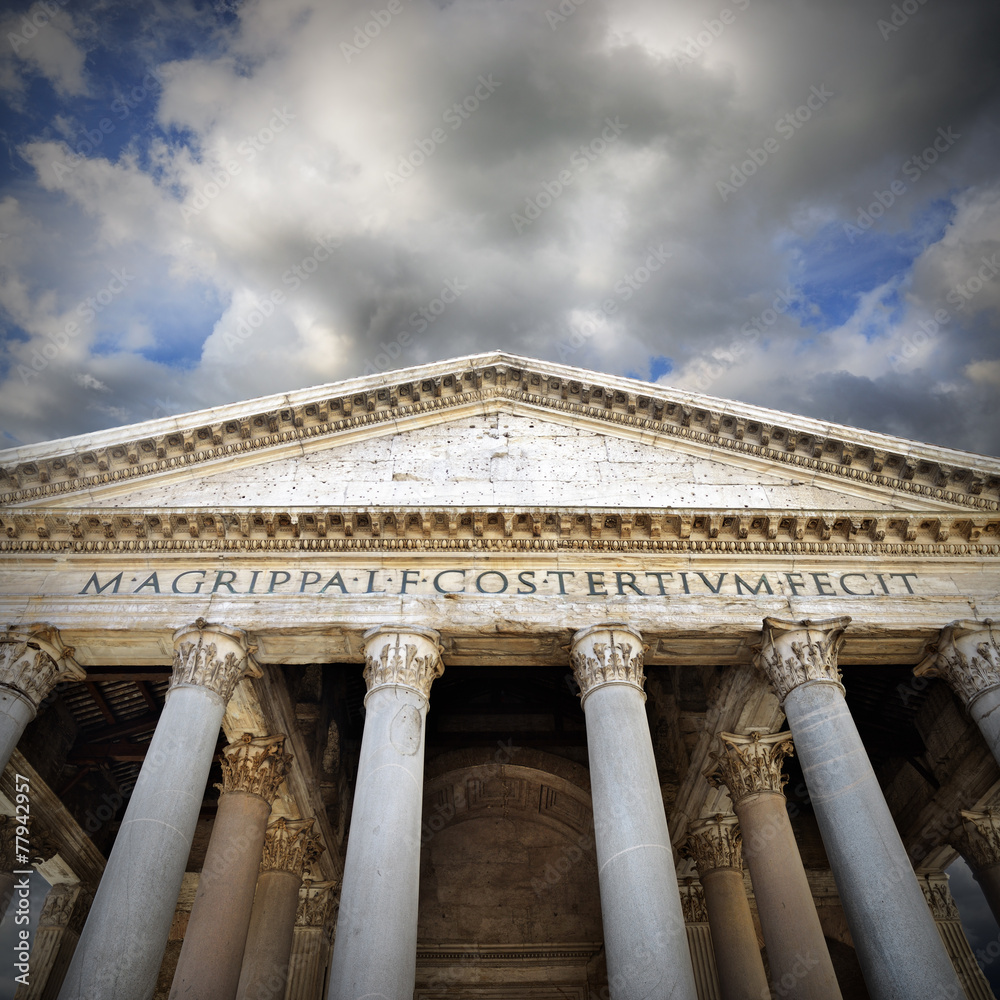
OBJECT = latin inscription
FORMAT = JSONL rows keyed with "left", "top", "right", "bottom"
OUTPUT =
{"left": 77, "top": 567, "right": 921, "bottom": 598}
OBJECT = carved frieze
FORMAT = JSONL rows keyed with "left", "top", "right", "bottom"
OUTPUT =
{"left": 170, "top": 619, "right": 259, "bottom": 703}
{"left": 683, "top": 813, "right": 744, "bottom": 875}
{"left": 914, "top": 620, "right": 1000, "bottom": 709}
{"left": 754, "top": 616, "right": 851, "bottom": 704}
{"left": 0, "top": 624, "right": 85, "bottom": 709}
{"left": 3, "top": 506, "right": 998, "bottom": 555}
{"left": 707, "top": 730, "right": 794, "bottom": 805}
{"left": 569, "top": 624, "right": 646, "bottom": 703}
{"left": 260, "top": 817, "right": 325, "bottom": 877}
{"left": 217, "top": 732, "right": 293, "bottom": 804}
{"left": 362, "top": 627, "right": 444, "bottom": 702}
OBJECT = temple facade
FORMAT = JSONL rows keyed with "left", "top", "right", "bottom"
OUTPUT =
{"left": 0, "top": 351, "right": 999, "bottom": 1000}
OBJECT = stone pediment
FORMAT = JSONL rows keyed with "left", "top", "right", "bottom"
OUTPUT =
{"left": 1, "top": 352, "right": 998, "bottom": 515}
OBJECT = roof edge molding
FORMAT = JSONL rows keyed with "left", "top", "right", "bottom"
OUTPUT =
{"left": 2, "top": 353, "right": 998, "bottom": 511}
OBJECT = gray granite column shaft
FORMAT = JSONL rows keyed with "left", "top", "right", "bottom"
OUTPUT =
{"left": 58, "top": 621, "right": 255, "bottom": 1000}
{"left": 572, "top": 624, "right": 698, "bottom": 1000}
{"left": 327, "top": 626, "right": 443, "bottom": 1000}
{"left": 761, "top": 616, "right": 964, "bottom": 1000}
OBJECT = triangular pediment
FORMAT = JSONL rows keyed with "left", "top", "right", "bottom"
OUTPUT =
{"left": 1, "top": 352, "right": 998, "bottom": 516}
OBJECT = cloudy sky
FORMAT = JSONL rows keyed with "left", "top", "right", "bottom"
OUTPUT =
{"left": 0, "top": 0, "right": 998, "bottom": 460}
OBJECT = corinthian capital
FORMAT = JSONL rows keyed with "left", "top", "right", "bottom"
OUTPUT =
{"left": 914, "top": 620, "right": 1000, "bottom": 709}
{"left": 296, "top": 879, "right": 340, "bottom": 937}
{"left": 683, "top": 814, "right": 743, "bottom": 875}
{"left": 217, "top": 733, "right": 293, "bottom": 804}
{"left": 0, "top": 624, "right": 85, "bottom": 710}
{"left": 569, "top": 624, "right": 646, "bottom": 704}
{"left": 754, "top": 616, "right": 851, "bottom": 704}
{"left": 706, "top": 730, "right": 794, "bottom": 805}
{"left": 362, "top": 626, "right": 443, "bottom": 702}
{"left": 260, "top": 818, "right": 325, "bottom": 878}
{"left": 953, "top": 808, "right": 1000, "bottom": 873}
{"left": 170, "top": 619, "right": 259, "bottom": 704}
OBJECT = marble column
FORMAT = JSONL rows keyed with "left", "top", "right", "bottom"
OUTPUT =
{"left": 15, "top": 883, "right": 93, "bottom": 1000}
{"left": 235, "top": 818, "right": 324, "bottom": 1000}
{"left": 952, "top": 808, "right": 1000, "bottom": 928}
{"left": 286, "top": 880, "right": 339, "bottom": 1000}
{"left": 327, "top": 626, "right": 443, "bottom": 1000}
{"left": 570, "top": 624, "right": 698, "bottom": 1000}
{"left": 684, "top": 814, "right": 770, "bottom": 1000}
{"left": 0, "top": 626, "right": 84, "bottom": 774}
{"left": 915, "top": 620, "right": 1000, "bottom": 768}
{"left": 708, "top": 731, "right": 842, "bottom": 1000}
{"left": 756, "top": 616, "right": 964, "bottom": 1000}
{"left": 58, "top": 619, "right": 258, "bottom": 1000}
{"left": 169, "top": 732, "right": 293, "bottom": 1000}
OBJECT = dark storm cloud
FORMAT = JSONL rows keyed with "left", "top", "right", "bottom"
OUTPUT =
{"left": 0, "top": 0, "right": 997, "bottom": 455}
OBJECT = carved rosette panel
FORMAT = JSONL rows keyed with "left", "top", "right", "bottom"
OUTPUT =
{"left": 362, "top": 626, "right": 444, "bottom": 702}
{"left": 679, "top": 879, "right": 709, "bottom": 923}
{"left": 260, "top": 817, "right": 325, "bottom": 878}
{"left": 216, "top": 732, "right": 293, "bottom": 804}
{"left": 954, "top": 809, "right": 1000, "bottom": 872}
{"left": 0, "top": 624, "right": 84, "bottom": 710}
{"left": 918, "top": 874, "right": 961, "bottom": 921}
{"left": 569, "top": 624, "right": 646, "bottom": 704}
{"left": 706, "top": 730, "right": 794, "bottom": 805}
{"left": 170, "top": 619, "right": 258, "bottom": 703}
{"left": 754, "top": 616, "right": 851, "bottom": 704}
{"left": 296, "top": 879, "right": 340, "bottom": 938}
{"left": 683, "top": 814, "right": 744, "bottom": 875}
{"left": 915, "top": 620, "right": 1000, "bottom": 709}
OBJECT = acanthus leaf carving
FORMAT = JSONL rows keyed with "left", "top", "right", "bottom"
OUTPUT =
{"left": 170, "top": 621, "right": 259, "bottom": 704}
{"left": 754, "top": 616, "right": 851, "bottom": 704}
{"left": 569, "top": 624, "right": 646, "bottom": 703}
{"left": 706, "top": 730, "right": 794, "bottom": 804}
{"left": 0, "top": 624, "right": 85, "bottom": 710}
{"left": 216, "top": 732, "right": 293, "bottom": 804}
{"left": 682, "top": 813, "right": 744, "bottom": 875}
{"left": 915, "top": 620, "right": 1000, "bottom": 709}
{"left": 362, "top": 627, "right": 443, "bottom": 701}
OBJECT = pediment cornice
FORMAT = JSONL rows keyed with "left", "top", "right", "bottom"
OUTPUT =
{"left": 2, "top": 506, "right": 998, "bottom": 557}
{"left": 2, "top": 355, "right": 998, "bottom": 511}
